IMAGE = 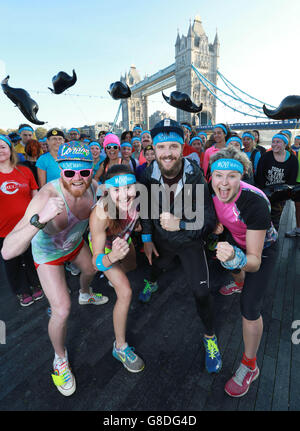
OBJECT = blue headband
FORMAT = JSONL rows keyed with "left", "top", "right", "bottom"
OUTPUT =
{"left": 213, "top": 124, "right": 227, "bottom": 135}
{"left": 198, "top": 132, "right": 207, "bottom": 138}
{"left": 211, "top": 158, "right": 244, "bottom": 175}
{"left": 0, "top": 135, "right": 11, "bottom": 147}
{"left": 105, "top": 174, "right": 136, "bottom": 189}
{"left": 280, "top": 130, "right": 292, "bottom": 138}
{"left": 133, "top": 126, "right": 142, "bottom": 132}
{"left": 182, "top": 124, "right": 192, "bottom": 132}
{"left": 295, "top": 136, "right": 300, "bottom": 140}
{"left": 242, "top": 132, "right": 254, "bottom": 140}
{"left": 226, "top": 137, "right": 242, "bottom": 148}
{"left": 140, "top": 130, "right": 150, "bottom": 137}
{"left": 272, "top": 134, "right": 289, "bottom": 146}
{"left": 152, "top": 131, "right": 184, "bottom": 146}
{"left": 89, "top": 141, "right": 101, "bottom": 149}
{"left": 131, "top": 137, "right": 141, "bottom": 144}
{"left": 59, "top": 160, "right": 93, "bottom": 170}
{"left": 68, "top": 128, "right": 80, "bottom": 134}
{"left": 121, "top": 142, "right": 132, "bottom": 148}
{"left": 19, "top": 126, "right": 34, "bottom": 133}
{"left": 190, "top": 136, "right": 203, "bottom": 145}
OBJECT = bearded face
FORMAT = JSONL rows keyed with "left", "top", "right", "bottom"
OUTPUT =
{"left": 155, "top": 141, "right": 183, "bottom": 178}
{"left": 61, "top": 171, "right": 92, "bottom": 197}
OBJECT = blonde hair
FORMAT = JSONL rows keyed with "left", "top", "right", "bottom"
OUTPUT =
{"left": 209, "top": 146, "right": 252, "bottom": 175}
{"left": 10, "top": 145, "right": 19, "bottom": 168}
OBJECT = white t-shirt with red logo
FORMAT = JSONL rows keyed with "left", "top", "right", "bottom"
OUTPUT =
{"left": 0, "top": 165, "right": 38, "bottom": 237}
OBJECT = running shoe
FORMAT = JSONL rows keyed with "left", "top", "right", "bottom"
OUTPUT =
{"left": 203, "top": 335, "right": 222, "bottom": 373}
{"left": 18, "top": 294, "right": 34, "bottom": 307}
{"left": 219, "top": 281, "right": 243, "bottom": 296}
{"left": 138, "top": 279, "right": 158, "bottom": 303}
{"left": 52, "top": 351, "right": 76, "bottom": 397}
{"left": 78, "top": 288, "right": 109, "bottom": 305}
{"left": 65, "top": 262, "right": 81, "bottom": 276}
{"left": 285, "top": 228, "right": 300, "bottom": 238}
{"left": 112, "top": 341, "right": 145, "bottom": 373}
{"left": 225, "top": 363, "right": 259, "bottom": 397}
{"left": 32, "top": 288, "right": 44, "bottom": 301}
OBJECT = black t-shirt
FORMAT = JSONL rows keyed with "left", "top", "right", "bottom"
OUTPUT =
{"left": 255, "top": 151, "right": 298, "bottom": 188}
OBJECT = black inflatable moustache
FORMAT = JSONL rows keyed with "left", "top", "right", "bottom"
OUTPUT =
{"left": 262, "top": 184, "right": 300, "bottom": 204}
{"left": 108, "top": 81, "right": 131, "bottom": 99}
{"left": 48, "top": 69, "right": 77, "bottom": 94}
{"left": 1, "top": 76, "right": 46, "bottom": 125}
{"left": 263, "top": 95, "right": 300, "bottom": 120}
{"left": 162, "top": 91, "right": 203, "bottom": 113}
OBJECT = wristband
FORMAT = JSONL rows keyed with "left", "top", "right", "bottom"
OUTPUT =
{"left": 141, "top": 234, "right": 152, "bottom": 243}
{"left": 221, "top": 246, "right": 247, "bottom": 270}
{"left": 179, "top": 220, "right": 186, "bottom": 230}
{"left": 96, "top": 253, "right": 113, "bottom": 272}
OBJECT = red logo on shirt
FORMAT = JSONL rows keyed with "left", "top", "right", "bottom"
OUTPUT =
{"left": 0, "top": 181, "right": 21, "bottom": 195}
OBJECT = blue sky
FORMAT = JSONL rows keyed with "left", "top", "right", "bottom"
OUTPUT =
{"left": 1, "top": 0, "right": 300, "bottom": 130}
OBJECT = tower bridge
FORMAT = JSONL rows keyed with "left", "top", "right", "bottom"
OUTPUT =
{"left": 120, "top": 15, "right": 219, "bottom": 130}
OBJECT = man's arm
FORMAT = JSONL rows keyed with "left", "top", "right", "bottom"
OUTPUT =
{"left": 1, "top": 188, "right": 65, "bottom": 260}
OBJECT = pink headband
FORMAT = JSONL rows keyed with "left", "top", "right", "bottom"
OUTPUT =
{"left": 103, "top": 133, "right": 120, "bottom": 149}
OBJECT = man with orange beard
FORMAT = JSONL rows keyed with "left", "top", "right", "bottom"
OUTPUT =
{"left": 1, "top": 141, "right": 108, "bottom": 397}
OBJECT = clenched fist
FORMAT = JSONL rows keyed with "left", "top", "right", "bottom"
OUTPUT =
{"left": 38, "top": 197, "right": 65, "bottom": 224}
{"left": 109, "top": 237, "right": 130, "bottom": 263}
{"left": 216, "top": 241, "right": 235, "bottom": 263}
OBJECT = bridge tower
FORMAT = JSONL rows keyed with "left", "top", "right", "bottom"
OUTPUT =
{"left": 175, "top": 15, "right": 219, "bottom": 126}
{"left": 120, "top": 65, "right": 148, "bottom": 130}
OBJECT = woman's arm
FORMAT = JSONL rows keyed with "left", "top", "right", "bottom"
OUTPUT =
{"left": 94, "top": 163, "right": 104, "bottom": 183}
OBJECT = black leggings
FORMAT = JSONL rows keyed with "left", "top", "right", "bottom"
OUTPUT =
{"left": 0, "top": 237, "right": 40, "bottom": 296}
{"left": 150, "top": 239, "right": 215, "bottom": 336}
{"left": 240, "top": 241, "right": 278, "bottom": 320}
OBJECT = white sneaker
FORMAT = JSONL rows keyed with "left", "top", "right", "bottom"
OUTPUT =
{"left": 65, "top": 262, "right": 81, "bottom": 276}
{"left": 78, "top": 288, "right": 109, "bottom": 305}
{"left": 285, "top": 228, "right": 300, "bottom": 238}
{"left": 52, "top": 351, "right": 76, "bottom": 397}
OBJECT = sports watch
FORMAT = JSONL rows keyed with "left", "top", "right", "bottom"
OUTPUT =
{"left": 30, "top": 214, "right": 46, "bottom": 229}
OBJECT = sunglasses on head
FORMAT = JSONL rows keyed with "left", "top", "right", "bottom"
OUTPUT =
{"left": 62, "top": 169, "right": 93, "bottom": 178}
{"left": 106, "top": 145, "right": 119, "bottom": 150}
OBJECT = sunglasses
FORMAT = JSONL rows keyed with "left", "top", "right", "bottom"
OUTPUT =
{"left": 106, "top": 145, "right": 119, "bottom": 150}
{"left": 62, "top": 169, "right": 93, "bottom": 178}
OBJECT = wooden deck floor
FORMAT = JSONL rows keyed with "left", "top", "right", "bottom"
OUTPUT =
{"left": 0, "top": 200, "right": 299, "bottom": 412}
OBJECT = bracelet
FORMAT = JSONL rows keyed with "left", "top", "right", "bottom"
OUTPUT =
{"left": 141, "top": 234, "right": 152, "bottom": 243}
{"left": 106, "top": 253, "right": 113, "bottom": 265}
{"left": 221, "top": 246, "right": 247, "bottom": 270}
{"left": 96, "top": 253, "right": 113, "bottom": 272}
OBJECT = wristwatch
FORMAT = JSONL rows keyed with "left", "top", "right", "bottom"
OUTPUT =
{"left": 30, "top": 214, "right": 46, "bottom": 229}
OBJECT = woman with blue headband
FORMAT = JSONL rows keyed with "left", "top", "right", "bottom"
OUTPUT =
{"left": 0, "top": 134, "right": 43, "bottom": 307}
{"left": 89, "top": 164, "right": 144, "bottom": 374}
{"left": 255, "top": 133, "right": 298, "bottom": 230}
{"left": 209, "top": 146, "right": 278, "bottom": 397}
{"left": 202, "top": 123, "right": 231, "bottom": 178}
{"left": 89, "top": 141, "right": 105, "bottom": 178}
{"left": 242, "top": 131, "right": 261, "bottom": 176}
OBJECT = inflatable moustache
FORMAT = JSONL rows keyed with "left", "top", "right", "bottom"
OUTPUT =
{"left": 263, "top": 95, "right": 300, "bottom": 120}
{"left": 1, "top": 76, "right": 46, "bottom": 125}
{"left": 263, "top": 184, "right": 292, "bottom": 204}
{"left": 48, "top": 69, "right": 77, "bottom": 94}
{"left": 108, "top": 81, "right": 131, "bottom": 99}
{"left": 162, "top": 91, "right": 203, "bottom": 113}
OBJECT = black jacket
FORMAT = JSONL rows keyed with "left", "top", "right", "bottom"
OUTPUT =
{"left": 139, "top": 158, "right": 217, "bottom": 249}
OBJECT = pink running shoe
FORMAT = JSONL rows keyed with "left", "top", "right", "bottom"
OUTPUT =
{"left": 18, "top": 294, "right": 34, "bottom": 307}
{"left": 32, "top": 288, "right": 44, "bottom": 301}
{"left": 219, "top": 282, "right": 243, "bottom": 296}
{"left": 225, "top": 363, "right": 259, "bottom": 397}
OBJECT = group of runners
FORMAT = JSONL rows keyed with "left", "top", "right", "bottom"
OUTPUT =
{"left": 1, "top": 119, "right": 299, "bottom": 399}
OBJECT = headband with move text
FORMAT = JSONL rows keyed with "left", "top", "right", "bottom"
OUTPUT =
{"left": 59, "top": 160, "right": 93, "bottom": 170}
{"left": 121, "top": 142, "right": 132, "bottom": 148}
{"left": 211, "top": 158, "right": 244, "bottom": 175}
{"left": 105, "top": 174, "right": 136, "bottom": 189}
{"left": 226, "top": 137, "right": 242, "bottom": 148}
{"left": 152, "top": 131, "right": 184, "bottom": 146}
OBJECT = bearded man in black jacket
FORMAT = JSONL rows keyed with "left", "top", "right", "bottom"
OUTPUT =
{"left": 139, "top": 118, "right": 222, "bottom": 374}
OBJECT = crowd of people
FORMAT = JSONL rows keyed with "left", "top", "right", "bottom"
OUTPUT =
{"left": 0, "top": 119, "right": 299, "bottom": 399}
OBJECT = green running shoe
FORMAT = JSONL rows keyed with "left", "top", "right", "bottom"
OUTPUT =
{"left": 138, "top": 279, "right": 158, "bottom": 303}
{"left": 112, "top": 342, "right": 145, "bottom": 373}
